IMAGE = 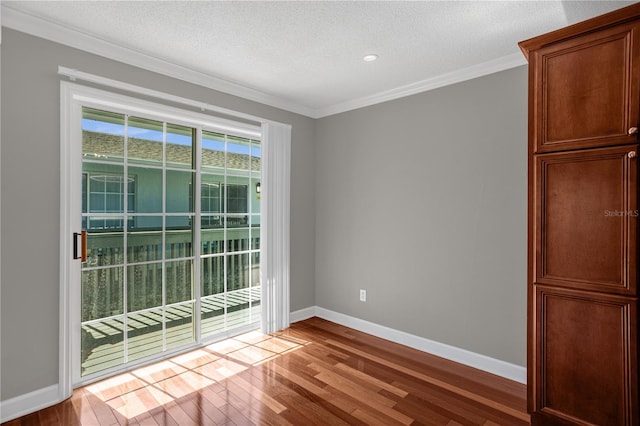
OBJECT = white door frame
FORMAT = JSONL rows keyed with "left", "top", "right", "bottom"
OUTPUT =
{"left": 59, "top": 81, "right": 265, "bottom": 396}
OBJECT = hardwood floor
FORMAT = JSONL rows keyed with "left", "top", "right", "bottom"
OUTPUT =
{"left": 3, "top": 317, "right": 529, "bottom": 425}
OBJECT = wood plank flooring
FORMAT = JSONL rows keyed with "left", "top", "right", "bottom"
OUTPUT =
{"left": 3, "top": 317, "right": 529, "bottom": 425}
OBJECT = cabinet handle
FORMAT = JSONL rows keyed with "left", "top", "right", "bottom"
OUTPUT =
{"left": 629, "top": 127, "right": 638, "bottom": 135}
{"left": 628, "top": 151, "right": 637, "bottom": 159}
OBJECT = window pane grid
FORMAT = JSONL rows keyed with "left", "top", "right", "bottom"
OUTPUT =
{"left": 80, "top": 107, "right": 260, "bottom": 379}
{"left": 200, "top": 131, "right": 260, "bottom": 339}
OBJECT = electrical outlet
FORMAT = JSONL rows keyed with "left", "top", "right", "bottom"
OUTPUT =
{"left": 359, "top": 289, "right": 366, "bottom": 302}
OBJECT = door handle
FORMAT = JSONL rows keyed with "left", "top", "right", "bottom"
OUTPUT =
{"left": 73, "top": 231, "right": 87, "bottom": 262}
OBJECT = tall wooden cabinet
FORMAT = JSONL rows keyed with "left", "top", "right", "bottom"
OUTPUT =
{"left": 520, "top": 4, "right": 640, "bottom": 425}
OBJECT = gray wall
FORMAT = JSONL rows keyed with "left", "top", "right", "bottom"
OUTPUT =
{"left": 315, "top": 66, "right": 528, "bottom": 366}
{"left": 0, "top": 28, "right": 316, "bottom": 400}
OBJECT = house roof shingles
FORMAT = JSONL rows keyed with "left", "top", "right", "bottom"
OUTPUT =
{"left": 82, "top": 130, "right": 261, "bottom": 171}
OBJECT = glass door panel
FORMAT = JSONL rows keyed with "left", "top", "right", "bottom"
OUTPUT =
{"left": 200, "top": 131, "right": 261, "bottom": 336}
{"left": 166, "top": 124, "right": 194, "bottom": 168}
{"left": 78, "top": 108, "right": 259, "bottom": 381}
{"left": 166, "top": 303, "right": 195, "bottom": 349}
{"left": 127, "top": 263, "right": 163, "bottom": 311}
{"left": 127, "top": 116, "right": 163, "bottom": 166}
{"left": 82, "top": 108, "right": 125, "bottom": 162}
{"left": 127, "top": 309, "right": 164, "bottom": 362}
{"left": 81, "top": 320, "right": 124, "bottom": 376}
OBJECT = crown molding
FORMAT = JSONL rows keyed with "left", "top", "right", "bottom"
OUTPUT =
{"left": 2, "top": 3, "right": 526, "bottom": 120}
{"left": 0, "top": 4, "right": 317, "bottom": 118}
{"left": 315, "top": 52, "right": 527, "bottom": 118}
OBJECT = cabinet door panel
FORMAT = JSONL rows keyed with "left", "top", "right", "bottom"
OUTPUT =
{"left": 532, "top": 22, "right": 640, "bottom": 152}
{"left": 535, "top": 146, "right": 637, "bottom": 295}
{"left": 533, "top": 286, "right": 637, "bottom": 426}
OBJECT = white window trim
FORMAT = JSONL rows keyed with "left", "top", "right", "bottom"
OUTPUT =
{"left": 60, "top": 81, "right": 290, "bottom": 400}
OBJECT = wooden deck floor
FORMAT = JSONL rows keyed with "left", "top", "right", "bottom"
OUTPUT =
{"left": 4, "top": 317, "right": 529, "bottom": 425}
{"left": 82, "top": 288, "right": 261, "bottom": 376}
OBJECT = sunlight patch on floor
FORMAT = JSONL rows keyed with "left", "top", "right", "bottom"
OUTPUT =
{"left": 85, "top": 330, "right": 310, "bottom": 419}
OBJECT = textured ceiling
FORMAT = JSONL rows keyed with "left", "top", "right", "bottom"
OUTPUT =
{"left": 2, "top": 1, "right": 635, "bottom": 117}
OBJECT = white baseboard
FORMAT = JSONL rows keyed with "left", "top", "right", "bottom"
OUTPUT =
{"left": 0, "top": 384, "right": 60, "bottom": 423}
{"left": 291, "top": 305, "right": 526, "bottom": 384}
{"left": 289, "top": 306, "right": 317, "bottom": 323}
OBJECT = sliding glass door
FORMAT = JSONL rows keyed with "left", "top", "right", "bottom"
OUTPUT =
{"left": 78, "top": 106, "right": 261, "bottom": 380}
{"left": 199, "top": 132, "right": 262, "bottom": 339}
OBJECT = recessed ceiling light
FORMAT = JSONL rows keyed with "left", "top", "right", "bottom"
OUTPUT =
{"left": 363, "top": 54, "right": 379, "bottom": 62}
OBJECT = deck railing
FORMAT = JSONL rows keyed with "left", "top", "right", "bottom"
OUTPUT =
{"left": 80, "top": 225, "right": 261, "bottom": 375}
{"left": 81, "top": 225, "right": 260, "bottom": 323}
